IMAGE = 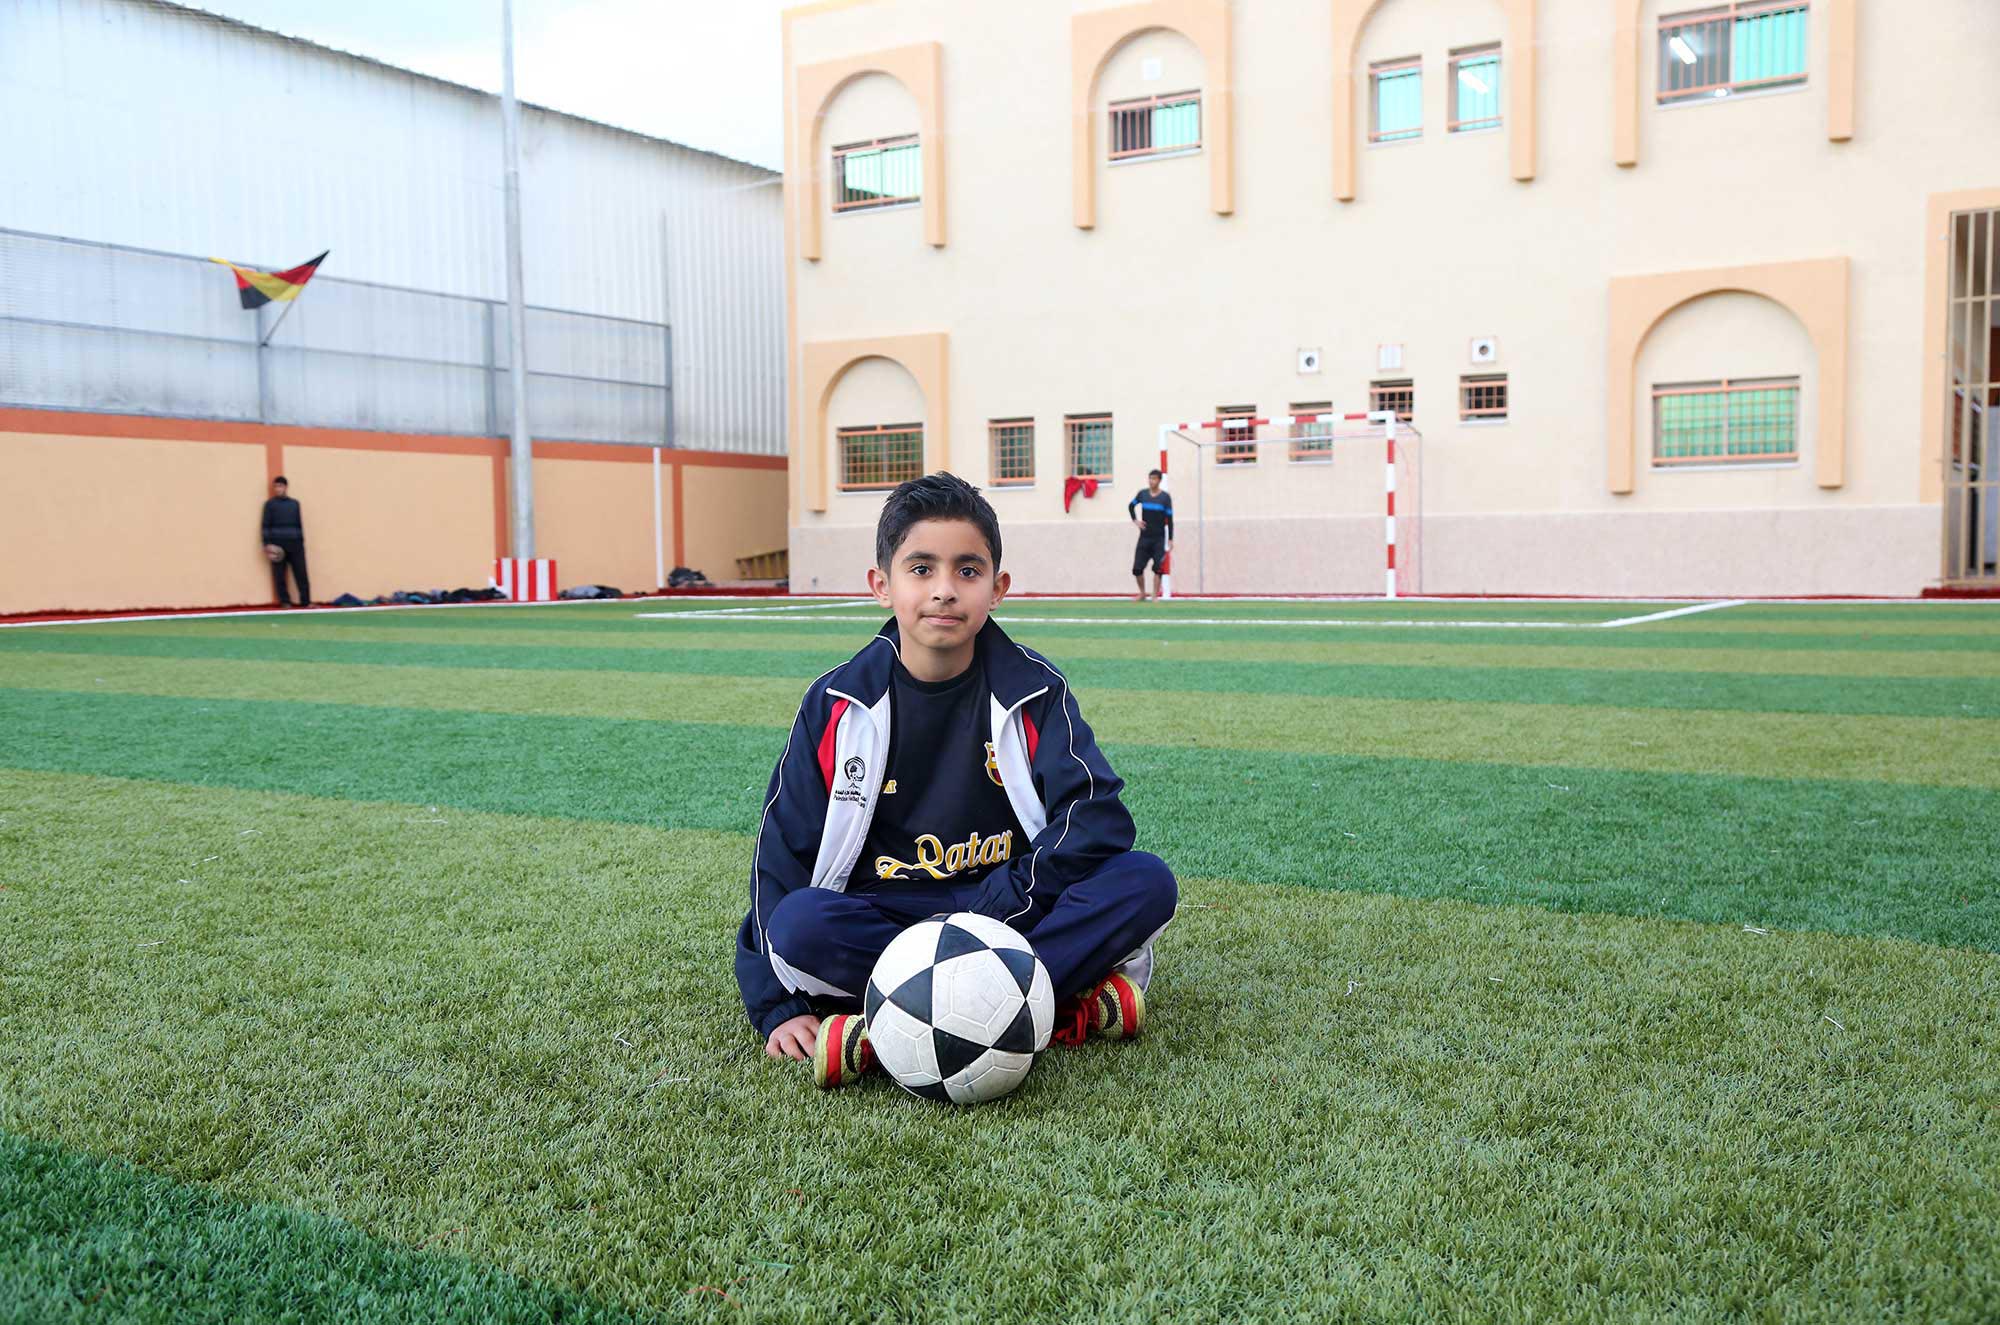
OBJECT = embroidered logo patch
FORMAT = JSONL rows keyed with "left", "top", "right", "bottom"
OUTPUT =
{"left": 983, "top": 741, "right": 1004, "bottom": 787}
{"left": 834, "top": 755, "right": 868, "bottom": 805}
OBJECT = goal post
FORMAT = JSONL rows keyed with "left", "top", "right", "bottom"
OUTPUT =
{"left": 1153, "top": 410, "right": 1422, "bottom": 598}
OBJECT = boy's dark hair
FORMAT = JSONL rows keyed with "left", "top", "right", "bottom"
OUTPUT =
{"left": 273, "top": 475, "right": 288, "bottom": 485}
{"left": 876, "top": 471, "right": 1002, "bottom": 570}
{"left": 1148, "top": 469, "right": 1162, "bottom": 479}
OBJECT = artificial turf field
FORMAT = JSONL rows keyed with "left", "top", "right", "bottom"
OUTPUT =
{"left": 1, "top": 595, "right": 1996, "bottom": 1323}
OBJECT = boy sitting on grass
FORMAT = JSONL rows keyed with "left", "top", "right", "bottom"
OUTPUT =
{"left": 735, "top": 472, "right": 1178, "bottom": 1087}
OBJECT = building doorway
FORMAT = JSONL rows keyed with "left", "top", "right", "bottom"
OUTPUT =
{"left": 1945, "top": 207, "right": 2000, "bottom": 584}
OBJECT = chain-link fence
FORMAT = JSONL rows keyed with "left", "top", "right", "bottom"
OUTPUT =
{"left": 0, "top": 228, "right": 672, "bottom": 446}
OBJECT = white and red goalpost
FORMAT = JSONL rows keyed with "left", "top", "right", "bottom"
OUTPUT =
{"left": 1154, "top": 410, "right": 1420, "bottom": 598}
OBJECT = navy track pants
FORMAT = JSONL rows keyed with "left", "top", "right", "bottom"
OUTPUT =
{"left": 764, "top": 850, "right": 1177, "bottom": 1006}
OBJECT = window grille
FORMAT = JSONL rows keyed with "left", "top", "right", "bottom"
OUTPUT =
{"left": 1449, "top": 46, "right": 1502, "bottom": 132}
{"left": 1216, "top": 404, "right": 1259, "bottom": 465}
{"left": 1370, "top": 380, "right": 1415, "bottom": 422}
{"left": 838, "top": 422, "right": 924, "bottom": 489}
{"left": 1652, "top": 377, "right": 1799, "bottom": 464}
{"left": 833, "top": 135, "right": 922, "bottom": 211}
{"left": 1657, "top": 3, "right": 1809, "bottom": 104}
{"left": 1108, "top": 91, "right": 1203, "bottom": 160}
{"left": 989, "top": 418, "right": 1035, "bottom": 486}
{"left": 1460, "top": 374, "right": 1509, "bottom": 422}
{"left": 1289, "top": 401, "right": 1334, "bottom": 461}
{"left": 1370, "top": 59, "right": 1423, "bottom": 142}
{"left": 1066, "top": 413, "right": 1114, "bottom": 480}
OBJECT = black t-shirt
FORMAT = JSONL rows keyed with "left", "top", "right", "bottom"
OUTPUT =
{"left": 1129, "top": 488, "right": 1173, "bottom": 540}
{"left": 853, "top": 658, "right": 1027, "bottom": 891}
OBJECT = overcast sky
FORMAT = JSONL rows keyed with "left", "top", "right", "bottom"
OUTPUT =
{"left": 187, "top": 0, "right": 789, "bottom": 170}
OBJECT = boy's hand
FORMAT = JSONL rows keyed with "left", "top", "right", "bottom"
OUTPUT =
{"left": 766, "top": 1014, "right": 821, "bottom": 1061}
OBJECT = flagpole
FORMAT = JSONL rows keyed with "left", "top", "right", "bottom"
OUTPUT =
{"left": 258, "top": 297, "right": 302, "bottom": 348}
{"left": 500, "top": 0, "right": 536, "bottom": 559}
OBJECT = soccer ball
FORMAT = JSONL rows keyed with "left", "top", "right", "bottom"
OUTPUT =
{"left": 864, "top": 912, "right": 1056, "bottom": 1104}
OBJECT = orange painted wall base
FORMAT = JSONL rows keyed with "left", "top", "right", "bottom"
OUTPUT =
{"left": 0, "top": 409, "right": 786, "bottom": 615}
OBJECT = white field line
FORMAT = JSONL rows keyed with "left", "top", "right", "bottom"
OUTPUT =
{"left": 642, "top": 611, "right": 1608, "bottom": 630}
{"left": 1597, "top": 599, "right": 1748, "bottom": 628}
{"left": 660, "top": 598, "right": 874, "bottom": 617}
{"left": 4, "top": 591, "right": 1969, "bottom": 633}
{"left": 638, "top": 598, "right": 1759, "bottom": 631}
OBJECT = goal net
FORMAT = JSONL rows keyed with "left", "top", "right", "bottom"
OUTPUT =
{"left": 1151, "top": 411, "right": 1423, "bottom": 598}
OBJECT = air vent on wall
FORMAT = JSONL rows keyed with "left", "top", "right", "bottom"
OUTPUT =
{"left": 1470, "top": 336, "right": 1499, "bottom": 364}
{"left": 1297, "top": 347, "right": 1322, "bottom": 374}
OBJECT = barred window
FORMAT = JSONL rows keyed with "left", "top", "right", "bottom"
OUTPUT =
{"left": 1370, "top": 379, "right": 1414, "bottom": 422}
{"left": 838, "top": 423, "right": 924, "bottom": 490}
{"left": 1289, "top": 401, "right": 1334, "bottom": 462}
{"left": 1216, "top": 404, "right": 1259, "bottom": 465}
{"left": 1066, "top": 413, "right": 1114, "bottom": 480}
{"left": 1658, "top": 3, "right": 1808, "bottom": 105}
{"left": 1652, "top": 377, "right": 1799, "bottom": 465}
{"left": 1109, "top": 91, "right": 1202, "bottom": 160}
{"left": 989, "top": 418, "right": 1035, "bottom": 486}
{"left": 1460, "top": 374, "right": 1509, "bottom": 422}
{"left": 1370, "top": 58, "right": 1423, "bottom": 143}
{"left": 1450, "top": 46, "right": 1502, "bottom": 132}
{"left": 833, "top": 135, "right": 921, "bottom": 211}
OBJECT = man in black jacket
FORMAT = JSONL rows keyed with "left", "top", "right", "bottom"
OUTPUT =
{"left": 260, "top": 476, "right": 311, "bottom": 606}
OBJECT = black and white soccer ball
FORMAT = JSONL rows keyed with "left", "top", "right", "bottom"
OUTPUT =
{"left": 864, "top": 912, "right": 1056, "bottom": 1104}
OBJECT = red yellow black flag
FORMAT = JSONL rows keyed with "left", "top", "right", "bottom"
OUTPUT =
{"left": 209, "top": 251, "right": 329, "bottom": 309}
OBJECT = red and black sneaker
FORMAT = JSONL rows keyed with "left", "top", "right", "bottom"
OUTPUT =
{"left": 1051, "top": 973, "right": 1147, "bottom": 1046}
{"left": 812, "top": 1012, "right": 876, "bottom": 1088}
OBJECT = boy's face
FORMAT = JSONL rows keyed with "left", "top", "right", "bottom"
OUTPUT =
{"left": 867, "top": 518, "right": 1009, "bottom": 670}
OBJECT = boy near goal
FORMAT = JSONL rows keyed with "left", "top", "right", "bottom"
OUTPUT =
{"left": 1128, "top": 469, "right": 1172, "bottom": 601}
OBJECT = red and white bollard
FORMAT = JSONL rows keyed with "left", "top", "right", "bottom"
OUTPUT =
{"left": 493, "top": 558, "right": 558, "bottom": 602}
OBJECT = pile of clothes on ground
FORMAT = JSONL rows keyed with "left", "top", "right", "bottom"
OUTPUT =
{"left": 325, "top": 566, "right": 714, "bottom": 608}
{"left": 328, "top": 587, "right": 507, "bottom": 607}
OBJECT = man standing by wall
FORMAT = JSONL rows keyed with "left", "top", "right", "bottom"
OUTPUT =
{"left": 1127, "top": 469, "right": 1172, "bottom": 602}
{"left": 261, "top": 476, "right": 311, "bottom": 607}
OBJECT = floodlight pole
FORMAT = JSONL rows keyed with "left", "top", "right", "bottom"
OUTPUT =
{"left": 500, "top": 0, "right": 536, "bottom": 559}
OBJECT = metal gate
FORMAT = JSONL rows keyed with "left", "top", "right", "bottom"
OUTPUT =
{"left": 1944, "top": 207, "right": 1999, "bottom": 584}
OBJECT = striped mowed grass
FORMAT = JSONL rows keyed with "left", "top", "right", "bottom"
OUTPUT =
{"left": 1, "top": 597, "right": 1995, "bottom": 1323}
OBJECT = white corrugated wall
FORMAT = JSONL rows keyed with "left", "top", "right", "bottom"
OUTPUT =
{"left": 0, "top": 0, "right": 784, "bottom": 453}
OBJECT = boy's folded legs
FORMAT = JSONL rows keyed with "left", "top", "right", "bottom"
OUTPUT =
{"left": 1014, "top": 850, "right": 1175, "bottom": 1046}
{"left": 767, "top": 887, "right": 954, "bottom": 1090}
{"left": 764, "top": 883, "right": 967, "bottom": 1005}
{"left": 770, "top": 852, "right": 1175, "bottom": 1086}
{"left": 1016, "top": 850, "right": 1178, "bottom": 996}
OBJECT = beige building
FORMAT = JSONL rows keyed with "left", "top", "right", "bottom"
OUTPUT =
{"left": 781, "top": 0, "right": 2000, "bottom": 597}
